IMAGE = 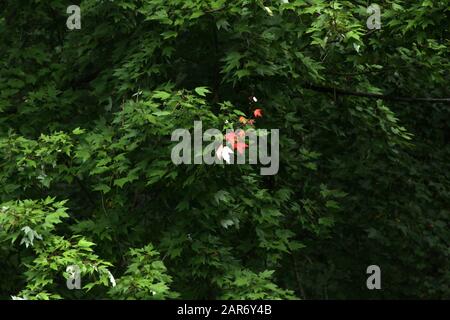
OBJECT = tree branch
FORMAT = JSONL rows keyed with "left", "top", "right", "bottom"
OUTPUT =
{"left": 303, "top": 83, "right": 450, "bottom": 103}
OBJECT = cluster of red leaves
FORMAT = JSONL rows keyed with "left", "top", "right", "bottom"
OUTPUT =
{"left": 225, "top": 131, "right": 248, "bottom": 155}
{"left": 226, "top": 107, "right": 264, "bottom": 154}
{"left": 238, "top": 108, "right": 263, "bottom": 126}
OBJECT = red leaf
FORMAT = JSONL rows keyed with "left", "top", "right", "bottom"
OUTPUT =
{"left": 225, "top": 132, "right": 237, "bottom": 143}
{"left": 253, "top": 109, "right": 263, "bottom": 118}
{"left": 239, "top": 116, "right": 248, "bottom": 124}
{"left": 233, "top": 142, "right": 248, "bottom": 155}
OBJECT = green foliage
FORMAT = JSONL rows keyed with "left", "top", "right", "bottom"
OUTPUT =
{"left": 0, "top": 0, "right": 449, "bottom": 299}
{"left": 108, "top": 244, "right": 178, "bottom": 300}
{"left": 218, "top": 269, "right": 297, "bottom": 300}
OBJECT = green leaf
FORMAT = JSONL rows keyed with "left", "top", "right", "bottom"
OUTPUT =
{"left": 194, "top": 87, "right": 210, "bottom": 97}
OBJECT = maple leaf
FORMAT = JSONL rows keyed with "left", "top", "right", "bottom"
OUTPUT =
{"left": 216, "top": 145, "right": 234, "bottom": 164}
{"left": 222, "top": 146, "right": 234, "bottom": 164}
{"left": 225, "top": 132, "right": 237, "bottom": 143}
{"left": 253, "top": 109, "right": 263, "bottom": 118}
{"left": 239, "top": 116, "right": 248, "bottom": 124}
{"left": 233, "top": 142, "right": 249, "bottom": 155}
{"left": 216, "top": 145, "right": 224, "bottom": 159}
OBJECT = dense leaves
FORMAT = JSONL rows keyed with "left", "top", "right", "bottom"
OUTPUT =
{"left": 0, "top": 0, "right": 449, "bottom": 299}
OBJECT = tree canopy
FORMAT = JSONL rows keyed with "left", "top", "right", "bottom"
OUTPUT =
{"left": 0, "top": 0, "right": 449, "bottom": 299}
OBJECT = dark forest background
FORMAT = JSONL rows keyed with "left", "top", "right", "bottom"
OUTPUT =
{"left": 0, "top": 0, "right": 449, "bottom": 299}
